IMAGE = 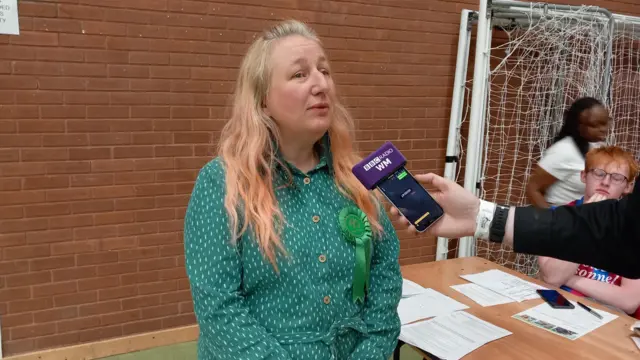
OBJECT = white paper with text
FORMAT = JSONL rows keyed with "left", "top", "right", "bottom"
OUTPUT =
{"left": 397, "top": 288, "right": 469, "bottom": 325}
{"left": 400, "top": 311, "right": 512, "bottom": 360}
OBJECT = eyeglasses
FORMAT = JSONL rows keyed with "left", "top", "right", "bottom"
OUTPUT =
{"left": 588, "top": 168, "right": 628, "bottom": 184}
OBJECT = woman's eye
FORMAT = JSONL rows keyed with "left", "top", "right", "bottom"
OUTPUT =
{"left": 292, "top": 72, "right": 305, "bottom": 79}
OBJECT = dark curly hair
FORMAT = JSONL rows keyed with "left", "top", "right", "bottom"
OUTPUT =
{"left": 552, "top": 97, "right": 604, "bottom": 157}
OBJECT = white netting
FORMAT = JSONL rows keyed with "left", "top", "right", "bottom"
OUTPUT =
{"left": 451, "top": 5, "right": 640, "bottom": 276}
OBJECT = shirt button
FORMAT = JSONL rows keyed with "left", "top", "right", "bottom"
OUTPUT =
{"left": 312, "top": 215, "right": 320, "bottom": 223}
{"left": 303, "top": 177, "right": 311, "bottom": 185}
{"left": 318, "top": 254, "right": 327, "bottom": 263}
{"left": 323, "top": 295, "right": 331, "bottom": 305}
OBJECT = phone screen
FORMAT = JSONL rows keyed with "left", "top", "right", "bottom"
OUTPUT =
{"left": 377, "top": 167, "right": 444, "bottom": 232}
{"left": 537, "top": 290, "right": 574, "bottom": 309}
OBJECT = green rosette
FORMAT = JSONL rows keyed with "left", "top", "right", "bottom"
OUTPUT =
{"left": 339, "top": 206, "right": 373, "bottom": 304}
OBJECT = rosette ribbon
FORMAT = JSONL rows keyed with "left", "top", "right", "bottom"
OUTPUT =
{"left": 339, "top": 206, "right": 373, "bottom": 304}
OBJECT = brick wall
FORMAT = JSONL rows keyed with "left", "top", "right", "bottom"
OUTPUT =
{"left": 1, "top": 0, "right": 638, "bottom": 356}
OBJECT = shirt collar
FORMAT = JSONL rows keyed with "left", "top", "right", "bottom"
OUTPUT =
{"left": 272, "top": 132, "right": 334, "bottom": 188}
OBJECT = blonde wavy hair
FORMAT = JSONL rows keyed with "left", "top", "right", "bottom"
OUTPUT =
{"left": 218, "top": 20, "right": 382, "bottom": 269}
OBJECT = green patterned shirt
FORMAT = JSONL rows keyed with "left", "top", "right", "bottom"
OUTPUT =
{"left": 184, "top": 147, "right": 402, "bottom": 360}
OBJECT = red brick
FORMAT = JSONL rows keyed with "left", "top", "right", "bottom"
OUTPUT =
{"left": 138, "top": 257, "right": 176, "bottom": 272}
{"left": 135, "top": 208, "right": 175, "bottom": 222}
{"left": 30, "top": 255, "right": 76, "bottom": 271}
{"left": 76, "top": 251, "right": 118, "bottom": 266}
{"left": 70, "top": 174, "right": 114, "bottom": 187}
{"left": 92, "top": 185, "right": 136, "bottom": 199}
{"left": 12, "top": 323, "right": 57, "bottom": 340}
{"left": 134, "top": 158, "right": 174, "bottom": 171}
{"left": 162, "top": 313, "right": 195, "bottom": 328}
{"left": 51, "top": 240, "right": 99, "bottom": 255}
{"left": 54, "top": 291, "right": 97, "bottom": 307}
{"left": 154, "top": 145, "right": 193, "bottom": 157}
{"left": 35, "top": 333, "right": 81, "bottom": 350}
{"left": 21, "top": 120, "right": 67, "bottom": 136}
{"left": 53, "top": 266, "right": 98, "bottom": 282}
{"left": 121, "top": 270, "right": 159, "bottom": 286}
{"left": 0, "top": 206, "right": 23, "bottom": 219}
{"left": 84, "top": 50, "right": 129, "bottom": 63}
{"left": 90, "top": 159, "right": 134, "bottom": 173}
{"left": 24, "top": 203, "right": 71, "bottom": 218}
{"left": 58, "top": 4, "right": 105, "bottom": 21}
{"left": 9, "top": 297, "right": 54, "bottom": 313}
{"left": 108, "top": 64, "right": 150, "bottom": 78}
{"left": 36, "top": 48, "right": 84, "bottom": 62}
{"left": 141, "top": 303, "right": 179, "bottom": 319}
{"left": 32, "top": 281, "right": 78, "bottom": 297}
{"left": 3, "top": 313, "right": 34, "bottom": 328}
{"left": 6, "top": 271, "right": 52, "bottom": 289}
{"left": 99, "top": 237, "right": 136, "bottom": 251}
{"left": 0, "top": 149, "right": 20, "bottom": 162}
{"left": 4, "top": 245, "right": 50, "bottom": 260}
{"left": 117, "top": 222, "right": 158, "bottom": 236}
{"left": 79, "top": 325, "right": 123, "bottom": 343}
{"left": 93, "top": 212, "right": 133, "bottom": 227}
{"left": 74, "top": 225, "right": 118, "bottom": 240}
{"left": 46, "top": 188, "right": 92, "bottom": 202}
{"left": 79, "top": 275, "right": 120, "bottom": 291}
{"left": 15, "top": 90, "right": 63, "bottom": 104}
{"left": 71, "top": 199, "right": 114, "bottom": 214}
{"left": 87, "top": 106, "right": 130, "bottom": 119}
{"left": 86, "top": 78, "right": 129, "bottom": 91}
{"left": 96, "top": 260, "right": 137, "bottom": 276}
{"left": 49, "top": 214, "right": 94, "bottom": 230}
{"left": 10, "top": 32, "right": 58, "bottom": 46}
{"left": 46, "top": 161, "right": 91, "bottom": 174}
{"left": 79, "top": 300, "right": 122, "bottom": 316}
{"left": 113, "top": 146, "right": 154, "bottom": 159}
{"left": 38, "top": 76, "right": 87, "bottom": 91}
{"left": 122, "top": 318, "right": 162, "bottom": 336}
{"left": 57, "top": 316, "right": 101, "bottom": 333}
{"left": 59, "top": 33, "right": 107, "bottom": 48}
{"left": 23, "top": 176, "right": 69, "bottom": 190}
{"left": 25, "top": 229, "right": 74, "bottom": 244}
{"left": 69, "top": 147, "right": 112, "bottom": 160}
{"left": 99, "top": 285, "right": 137, "bottom": 301}
{"left": 82, "top": 21, "right": 127, "bottom": 36}
{"left": 101, "top": 309, "right": 141, "bottom": 326}
{"left": 0, "top": 287, "right": 31, "bottom": 302}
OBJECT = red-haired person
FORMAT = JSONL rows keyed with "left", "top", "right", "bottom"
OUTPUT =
{"left": 538, "top": 146, "right": 640, "bottom": 319}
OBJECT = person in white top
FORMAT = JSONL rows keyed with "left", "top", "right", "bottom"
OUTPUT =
{"left": 526, "top": 97, "right": 610, "bottom": 207}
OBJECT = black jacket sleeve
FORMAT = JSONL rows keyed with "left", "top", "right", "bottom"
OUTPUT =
{"left": 513, "top": 176, "right": 640, "bottom": 279}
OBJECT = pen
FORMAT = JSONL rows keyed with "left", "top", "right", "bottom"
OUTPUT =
{"left": 577, "top": 301, "right": 603, "bottom": 320}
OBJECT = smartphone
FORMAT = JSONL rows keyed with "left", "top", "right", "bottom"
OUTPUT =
{"left": 353, "top": 142, "right": 444, "bottom": 233}
{"left": 377, "top": 167, "right": 444, "bottom": 232}
{"left": 536, "top": 289, "right": 575, "bottom": 309}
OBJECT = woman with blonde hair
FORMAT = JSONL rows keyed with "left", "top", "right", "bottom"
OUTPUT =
{"left": 184, "top": 19, "right": 402, "bottom": 360}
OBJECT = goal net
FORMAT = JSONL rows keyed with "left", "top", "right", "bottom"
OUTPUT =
{"left": 454, "top": 4, "right": 640, "bottom": 277}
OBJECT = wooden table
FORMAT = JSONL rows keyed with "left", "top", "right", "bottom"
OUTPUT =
{"left": 397, "top": 257, "right": 638, "bottom": 359}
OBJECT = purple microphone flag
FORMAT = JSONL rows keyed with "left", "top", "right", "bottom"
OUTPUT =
{"left": 352, "top": 141, "right": 407, "bottom": 189}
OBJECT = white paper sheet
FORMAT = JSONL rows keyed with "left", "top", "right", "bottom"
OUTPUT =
{"left": 460, "top": 269, "right": 548, "bottom": 302}
{"left": 402, "top": 278, "right": 427, "bottom": 297}
{"left": 513, "top": 300, "right": 618, "bottom": 340}
{"left": 397, "top": 288, "right": 469, "bottom": 325}
{"left": 632, "top": 337, "right": 640, "bottom": 351}
{"left": 451, "top": 283, "right": 515, "bottom": 307}
{"left": 0, "top": 0, "right": 20, "bottom": 35}
{"left": 400, "top": 311, "right": 512, "bottom": 360}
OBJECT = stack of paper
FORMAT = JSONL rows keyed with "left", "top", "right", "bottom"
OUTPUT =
{"left": 460, "top": 269, "right": 548, "bottom": 302}
{"left": 400, "top": 311, "right": 512, "bottom": 360}
{"left": 513, "top": 300, "right": 618, "bottom": 340}
{"left": 402, "top": 278, "right": 428, "bottom": 298}
{"left": 397, "top": 288, "right": 469, "bottom": 325}
{"left": 450, "top": 283, "right": 514, "bottom": 307}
